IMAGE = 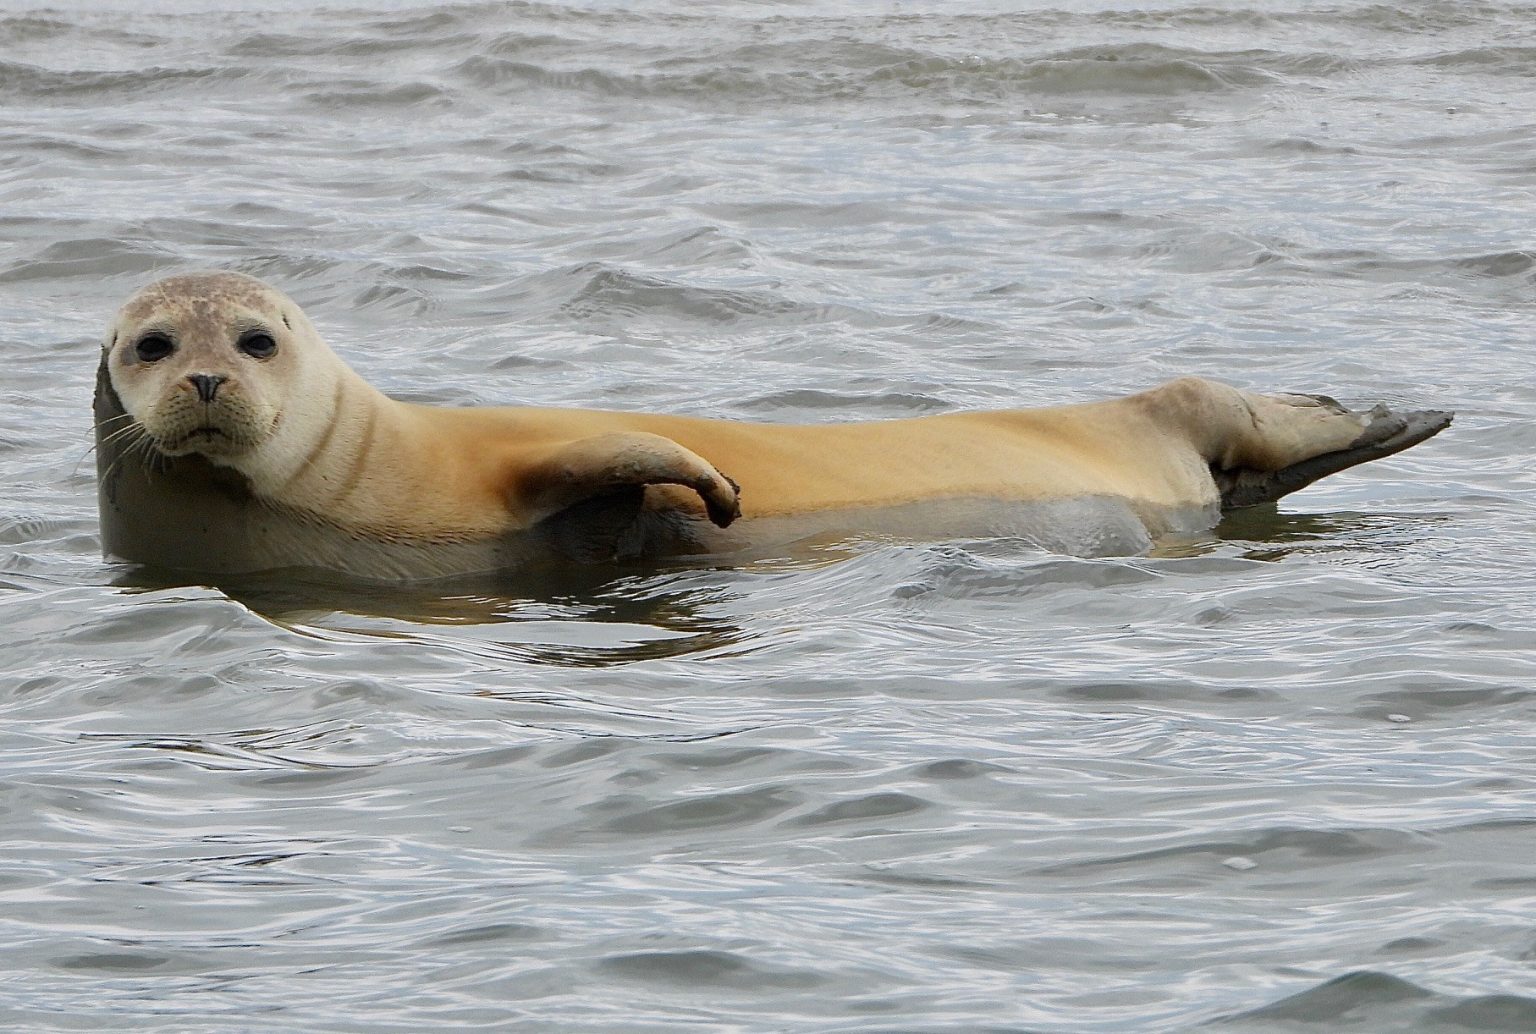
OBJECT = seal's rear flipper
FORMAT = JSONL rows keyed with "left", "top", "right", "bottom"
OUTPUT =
{"left": 1216, "top": 405, "right": 1453, "bottom": 510}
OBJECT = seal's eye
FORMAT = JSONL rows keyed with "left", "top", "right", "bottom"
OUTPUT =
{"left": 135, "top": 334, "right": 174, "bottom": 363}
{"left": 238, "top": 331, "right": 277, "bottom": 359}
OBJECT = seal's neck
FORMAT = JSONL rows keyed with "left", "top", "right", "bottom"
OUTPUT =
{"left": 227, "top": 362, "right": 395, "bottom": 514}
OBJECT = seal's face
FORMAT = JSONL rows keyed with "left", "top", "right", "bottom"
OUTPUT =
{"left": 106, "top": 272, "right": 310, "bottom": 464}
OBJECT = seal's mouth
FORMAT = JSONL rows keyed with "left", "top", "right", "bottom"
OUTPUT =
{"left": 163, "top": 425, "right": 233, "bottom": 453}
{"left": 185, "top": 425, "right": 228, "bottom": 442}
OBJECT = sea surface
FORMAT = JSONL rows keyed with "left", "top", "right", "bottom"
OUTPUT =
{"left": 2, "top": 1, "right": 1535, "bottom": 1030}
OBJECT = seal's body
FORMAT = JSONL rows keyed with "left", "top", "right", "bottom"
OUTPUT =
{"left": 96, "top": 272, "right": 1451, "bottom": 577}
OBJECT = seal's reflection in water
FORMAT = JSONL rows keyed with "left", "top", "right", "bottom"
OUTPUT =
{"left": 108, "top": 508, "right": 1440, "bottom": 671}
{"left": 108, "top": 557, "right": 776, "bottom": 668}
{"left": 1154, "top": 505, "right": 1449, "bottom": 562}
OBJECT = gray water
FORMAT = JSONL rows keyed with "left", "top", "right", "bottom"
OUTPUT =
{"left": 3, "top": 1, "right": 1536, "bottom": 1030}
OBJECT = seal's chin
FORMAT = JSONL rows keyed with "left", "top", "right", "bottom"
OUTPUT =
{"left": 157, "top": 424, "right": 258, "bottom": 460}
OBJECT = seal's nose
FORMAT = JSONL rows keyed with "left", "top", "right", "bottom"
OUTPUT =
{"left": 187, "top": 373, "right": 226, "bottom": 403}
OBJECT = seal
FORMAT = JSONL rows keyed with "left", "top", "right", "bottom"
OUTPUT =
{"left": 95, "top": 272, "right": 1452, "bottom": 576}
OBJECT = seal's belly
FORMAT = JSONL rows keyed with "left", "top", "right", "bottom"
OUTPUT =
{"left": 715, "top": 495, "right": 1222, "bottom": 560}
{"left": 100, "top": 450, "right": 1219, "bottom": 576}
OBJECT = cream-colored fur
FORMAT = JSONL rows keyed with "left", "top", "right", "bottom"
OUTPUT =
{"left": 96, "top": 272, "right": 1449, "bottom": 576}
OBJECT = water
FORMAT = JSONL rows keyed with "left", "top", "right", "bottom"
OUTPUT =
{"left": 3, "top": 1, "right": 1536, "bottom": 1030}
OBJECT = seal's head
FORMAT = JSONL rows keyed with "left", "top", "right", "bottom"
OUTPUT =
{"left": 105, "top": 272, "right": 334, "bottom": 467}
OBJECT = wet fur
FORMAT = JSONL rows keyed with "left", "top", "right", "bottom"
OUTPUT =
{"left": 96, "top": 272, "right": 1453, "bottom": 577}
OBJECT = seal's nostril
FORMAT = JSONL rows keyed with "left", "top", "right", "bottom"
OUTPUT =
{"left": 188, "top": 374, "right": 227, "bottom": 403}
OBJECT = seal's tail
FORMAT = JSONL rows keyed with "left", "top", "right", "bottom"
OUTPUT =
{"left": 1216, "top": 402, "right": 1453, "bottom": 510}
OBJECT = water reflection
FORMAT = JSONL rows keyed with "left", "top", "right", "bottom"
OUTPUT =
{"left": 109, "top": 560, "right": 754, "bottom": 666}
{"left": 103, "top": 504, "right": 1447, "bottom": 670}
{"left": 1156, "top": 506, "right": 1446, "bottom": 562}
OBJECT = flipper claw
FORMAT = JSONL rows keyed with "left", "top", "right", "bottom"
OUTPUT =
{"left": 1217, "top": 406, "right": 1452, "bottom": 509}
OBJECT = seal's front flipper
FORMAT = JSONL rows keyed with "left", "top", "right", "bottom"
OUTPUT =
{"left": 515, "top": 431, "right": 741, "bottom": 531}
{"left": 1216, "top": 405, "right": 1453, "bottom": 510}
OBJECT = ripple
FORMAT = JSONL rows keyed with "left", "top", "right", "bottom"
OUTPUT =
{"left": 1418, "top": 45, "right": 1536, "bottom": 73}
{"left": 1215, "top": 970, "right": 1536, "bottom": 1032}
{"left": 0, "top": 237, "right": 179, "bottom": 284}
{"left": 450, "top": 37, "right": 1347, "bottom": 112}
{"left": 0, "top": 60, "right": 232, "bottom": 100}
{"left": 597, "top": 949, "right": 828, "bottom": 991}
{"left": 1220, "top": 970, "right": 1434, "bottom": 1023}
{"left": 556, "top": 263, "right": 808, "bottom": 326}
{"left": 1039, "top": 826, "right": 1426, "bottom": 881}
{"left": 595, "top": 785, "right": 804, "bottom": 836}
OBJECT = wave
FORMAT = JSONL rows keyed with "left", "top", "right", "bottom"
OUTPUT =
{"left": 8, "top": 4, "right": 1510, "bottom": 119}
{"left": 1212, "top": 970, "right": 1536, "bottom": 1032}
{"left": 1417, "top": 45, "right": 1536, "bottom": 72}
{"left": 450, "top": 41, "right": 1351, "bottom": 108}
{"left": 1329, "top": 251, "right": 1536, "bottom": 285}
{"left": 516, "top": 262, "right": 851, "bottom": 328}
{"left": 0, "top": 59, "right": 229, "bottom": 99}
